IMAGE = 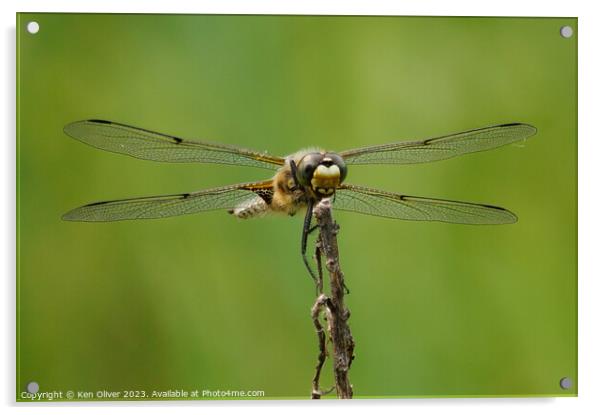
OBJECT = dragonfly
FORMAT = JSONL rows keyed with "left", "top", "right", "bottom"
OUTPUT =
{"left": 63, "top": 119, "right": 537, "bottom": 281}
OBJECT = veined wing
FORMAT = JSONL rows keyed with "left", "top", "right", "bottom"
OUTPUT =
{"left": 62, "top": 181, "right": 274, "bottom": 222}
{"left": 340, "top": 123, "right": 537, "bottom": 165}
{"left": 64, "top": 120, "right": 285, "bottom": 170}
{"left": 334, "top": 184, "right": 517, "bottom": 224}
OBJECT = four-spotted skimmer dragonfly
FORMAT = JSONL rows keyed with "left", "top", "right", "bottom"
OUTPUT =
{"left": 63, "top": 120, "right": 536, "bottom": 280}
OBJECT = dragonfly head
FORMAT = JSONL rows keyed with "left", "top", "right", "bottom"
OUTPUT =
{"left": 296, "top": 152, "right": 347, "bottom": 198}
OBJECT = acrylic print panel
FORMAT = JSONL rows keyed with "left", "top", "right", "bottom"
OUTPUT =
{"left": 16, "top": 13, "right": 577, "bottom": 400}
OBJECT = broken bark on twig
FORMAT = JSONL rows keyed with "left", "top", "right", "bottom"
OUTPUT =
{"left": 310, "top": 199, "right": 355, "bottom": 399}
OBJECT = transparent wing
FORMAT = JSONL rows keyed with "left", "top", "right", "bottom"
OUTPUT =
{"left": 340, "top": 123, "right": 537, "bottom": 165}
{"left": 63, "top": 181, "right": 274, "bottom": 222}
{"left": 334, "top": 184, "right": 517, "bottom": 224}
{"left": 64, "top": 120, "right": 285, "bottom": 170}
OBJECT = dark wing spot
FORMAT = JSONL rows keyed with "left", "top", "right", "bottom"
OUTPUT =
{"left": 87, "top": 119, "right": 186, "bottom": 143}
{"left": 85, "top": 200, "right": 111, "bottom": 206}
{"left": 478, "top": 203, "right": 510, "bottom": 211}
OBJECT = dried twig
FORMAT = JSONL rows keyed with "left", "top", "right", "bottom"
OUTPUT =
{"left": 311, "top": 294, "right": 329, "bottom": 399}
{"left": 310, "top": 199, "right": 355, "bottom": 399}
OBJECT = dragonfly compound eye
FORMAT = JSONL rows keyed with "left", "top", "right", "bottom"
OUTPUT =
{"left": 297, "top": 153, "right": 322, "bottom": 186}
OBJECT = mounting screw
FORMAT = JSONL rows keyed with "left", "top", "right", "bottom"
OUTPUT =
{"left": 560, "top": 26, "right": 573, "bottom": 39}
{"left": 559, "top": 377, "right": 573, "bottom": 390}
{"left": 26, "top": 381, "right": 39, "bottom": 393}
{"left": 26, "top": 21, "right": 40, "bottom": 34}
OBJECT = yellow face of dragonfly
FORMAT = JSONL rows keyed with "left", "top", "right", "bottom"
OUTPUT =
{"left": 294, "top": 151, "right": 348, "bottom": 198}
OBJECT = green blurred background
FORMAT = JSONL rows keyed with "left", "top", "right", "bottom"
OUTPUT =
{"left": 16, "top": 14, "right": 577, "bottom": 399}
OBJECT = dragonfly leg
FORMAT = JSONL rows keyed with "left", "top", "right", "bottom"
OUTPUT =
{"left": 303, "top": 205, "right": 348, "bottom": 294}
{"left": 312, "top": 233, "right": 325, "bottom": 296}
{"left": 289, "top": 159, "right": 301, "bottom": 190}
{"left": 301, "top": 199, "right": 318, "bottom": 284}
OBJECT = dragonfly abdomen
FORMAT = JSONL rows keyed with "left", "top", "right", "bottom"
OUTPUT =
{"left": 229, "top": 197, "right": 269, "bottom": 219}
